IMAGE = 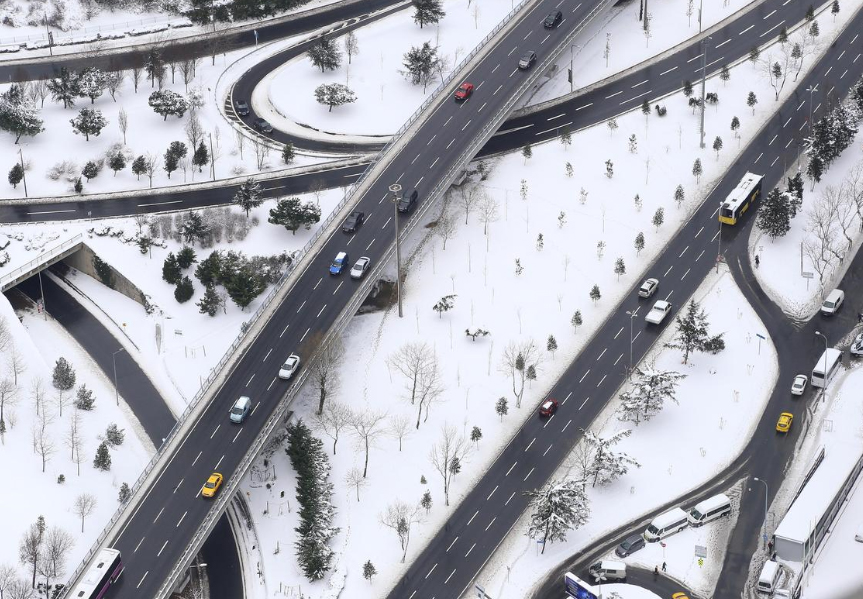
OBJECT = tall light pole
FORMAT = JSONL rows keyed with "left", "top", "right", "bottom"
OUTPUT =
{"left": 753, "top": 477, "right": 769, "bottom": 548}
{"left": 698, "top": 0, "right": 704, "bottom": 33}
{"left": 815, "top": 330, "right": 828, "bottom": 401}
{"left": 806, "top": 84, "right": 818, "bottom": 129}
{"left": 389, "top": 183, "right": 404, "bottom": 318}
{"left": 716, "top": 202, "right": 723, "bottom": 273}
{"left": 625, "top": 310, "right": 636, "bottom": 377}
{"left": 112, "top": 347, "right": 127, "bottom": 406}
{"left": 699, "top": 37, "right": 711, "bottom": 149}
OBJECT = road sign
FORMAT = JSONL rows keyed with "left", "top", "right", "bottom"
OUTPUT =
{"left": 802, "top": 271, "right": 814, "bottom": 279}
{"left": 695, "top": 545, "right": 707, "bottom": 558}
{"left": 698, "top": 557, "right": 704, "bottom": 567}
{"left": 756, "top": 333, "right": 766, "bottom": 340}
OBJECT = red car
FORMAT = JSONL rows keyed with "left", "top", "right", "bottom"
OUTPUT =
{"left": 454, "top": 82, "right": 474, "bottom": 101}
{"left": 539, "top": 398, "right": 559, "bottom": 417}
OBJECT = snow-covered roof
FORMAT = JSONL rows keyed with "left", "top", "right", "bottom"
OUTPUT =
{"left": 774, "top": 442, "right": 862, "bottom": 544}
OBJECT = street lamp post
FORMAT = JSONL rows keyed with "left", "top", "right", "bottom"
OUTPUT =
{"left": 112, "top": 347, "right": 127, "bottom": 406}
{"left": 806, "top": 84, "right": 818, "bottom": 129}
{"left": 716, "top": 202, "right": 723, "bottom": 273}
{"left": 753, "top": 477, "right": 769, "bottom": 548}
{"left": 699, "top": 37, "right": 711, "bottom": 149}
{"left": 389, "top": 183, "right": 404, "bottom": 318}
{"left": 815, "top": 330, "right": 828, "bottom": 401}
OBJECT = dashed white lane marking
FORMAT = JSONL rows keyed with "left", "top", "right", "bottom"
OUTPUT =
{"left": 579, "top": 369, "right": 590, "bottom": 383}
{"left": 300, "top": 327, "right": 310, "bottom": 342}
{"left": 425, "top": 564, "right": 437, "bottom": 579}
{"left": 487, "top": 486, "right": 498, "bottom": 501}
{"left": 467, "top": 511, "right": 479, "bottom": 525}
{"left": 465, "top": 543, "right": 476, "bottom": 557}
{"left": 134, "top": 537, "right": 145, "bottom": 552}
{"left": 715, "top": 39, "right": 731, "bottom": 49}
{"left": 596, "top": 348, "right": 607, "bottom": 361}
{"left": 446, "top": 537, "right": 459, "bottom": 552}
{"left": 193, "top": 451, "right": 202, "bottom": 466}
{"left": 210, "top": 425, "right": 220, "bottom": 439}
{"left": 297, "top": 300, "right": 306, "bottom": 313}
{"left": 137, "top": 572, "right": 149, "bottom": 588}
{"left": 158, "top": 540, "right": 168, "bottom": 556}
{"left": 659, "top": 65, "right": 678, "bottom": 76}
{"left": 524, "top": 467, "right": 534, "bottom": 481}
{"left": 576, "top": 102, "right": 593, "bottom": 110}
{"left": 485, "top": 517, "right": 496, "bottom": 531}
{"left": 267, "top": 378, "right": 276, "bottom": 391}
{"left": 176, "top": 511, "right": 187, "bottom": 527}
{"left": 506, "top": 461, "right": 517, "bottom": 476}
{"left": 597, "top": 374, "right": 607, "bottom": 387}
{"left": 154, "top": 507, "right": 164, "bottom": 523}
{"left": 280, "top": 324, "right": 289, "bottom": 338}
{"left": 562, "top": 419, "right": 572, "bottom": 432}
{"left": 505, "top": 491, "right": 516, "bottom": 505}
{"left": 233, "top": 429, "right": 242, "bottom": 443}
{"left": 263, "top": 349, "right": 272, "bottom": 362}
{"left": 246, "top": 374, "right": 254, "bottom": 387}
{"left": 739, "top": 24, "right": 754, "bottom": 35}
{"left": 445, "top": 569, "right": 456, "bottom": 584}
{"left": 525, "top": 438, "right": 536, "bottom": 452}
{"left": 579, "top": 397, "right": 589, "bottom": 410}
{"left": 333, "top": 282, "right": 343, "bottom": 296}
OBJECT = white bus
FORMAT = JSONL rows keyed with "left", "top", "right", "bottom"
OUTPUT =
{"left": 811, "top": 348, "right": 842, "bottom": 388}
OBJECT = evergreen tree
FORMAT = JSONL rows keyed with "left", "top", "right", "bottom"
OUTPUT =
{"left": 313, "top": 83, "right": 357, "bottom": 112}
{"left": 362, "top": 560, "right": 377, "bottom": 582}
{"left": 177, "top": 246, "right": 197, "bottom": 269}
{"left": 233, "top": 177, "right": 263, "bottom": 217}
{"left": 525, "top": 478, "right": 590, "bottom": 553}
{"left": 674, "top": 184, "right": 685, "bottom": 208}
{"left": 162, "top": 252, "right": 182, "bottom": 284}
{"left": 0, "top": 86, "right": 44, "bottom": 143}
{"left": 70, "top": 107, "right": 108, "bottom": 141}
{"left": 52, "top": 358, "right": 76, "bottom": 390}
{"left": 181, "top": 211, "right": 209, "bottom": 244}
{"left": 402, "top": 42, "right": 439, "bottom": 91}
{"left": 560, "top": 125, "right": 572, "bottom": 150}
{"left": 75, "top": 384, "right": 95, "bottom": 410}
{"left": 614, "top": 257, "right": 626, "bottom": 280}
{"left": 571, "top": 310, "right": 583, "bottom": 332}
{"left": 105, "top": 423, "right": 125, "bottom": 446}
{"left": 82, "top": 161, "right": 98, "bottom": 182}
{"left": 164, "top": 141, "right": 187, "bottom": 179}
{"left": 692, "top": 158, "right": 703, "bottom": 182}
{"left": 719, "top": 64, "right": 730, "bottom": 84}
{"left": 756, "top": 187, "right": 791, "bottom": 240}
{"left": 617, "top": 365, "right": 686, "bottom": 424}
{"left": 109, "top": 153, "right": 126, "bottom": 176}
{"left": 282, "top": 142, "right": 295, "bottom": 165}
{"left": 118, "top": 482, "right": 131, "bottom": 503}
{"left": 713, "top": 136, "right": 723, "bottom": 158}
{"left": 197, "top": 284, "right": 222, "bottom": 316}
{"left": 74, "top": 177, "right": 83, "bottom": 194}
{"left": 589, "top": 284, "right": 601, "bottom": 303}
{"left": 77, "top": 67, "right": 106, "bottom": 104}
{"left": 582, "top": 429, "right": 640, "bottom": 487}
{"left": 786, "top": 173, "right": 804, "bottom": 217}
{"left": 634, "top": 232, "right": 645, "bottom": 255}
{"left": 809, "top": 20, "right": 819, "bottom": 38}
{"left": 195, "top": 251, "right": 223, "bottom": 286}
{"left": 470, "top": 426, "right": 482, "bottom": 447}
{"left": 225, "top": 264, "right": 266, "bottom": 310}
{"left": 8, "top": 163, "right": 24, "bottom": 188}
{"left": 93, "top": 441, "right": 111, "bottom": 471}
{"left": 747, "top": 91, "right": 758, "bottom": 114}
{"left": 731, "top": 116, "right": 740, "bottom": 138}
{"left": 147, "top": 90, "right": 188, "bottom": 120}
{"left": 495, "top": 396, "right": 508, "bottom": 420}
{"left": 652, "top": 207, "right": 665, "bottom": 231}
{"left": 665, "top": 300, "right": 726, "bottom": 364}
{"left": 307, "top": 39, "right": 342, "bottom": 73}
{"left": 546, "top": 335, "right": 558, "bottom": 358}
{"left": 131, "top": 155, "right": 147, "bottom": 180}
{"left": 432, "top": 294, "right": 456, "bottom": 318}
{"left": 806, "top": 155, "right": 823, "bottom": 184}
{"left": 47, "top": 67, "right": 81, "bottom": 109}
{"left": 192, "top": 140, "right": 209, "bottom": 172}
{"left": 522, "top": 144, "right": 533, "bottom": 164}
{"left": 174, "top": 276, "right": 194, "bottom": 303}
{"left": 268, "top": 197, "right": 322, "bottom": 234}
{"left": 412, "top": 0, "right": 445, "bottom": 28}
{"left": 682, "top": 80, "right": 693, "bottom": 98}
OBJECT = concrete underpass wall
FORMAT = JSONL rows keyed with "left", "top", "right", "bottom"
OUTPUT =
{"left": 62, "top": 243, "right": 148, "bottom": 308}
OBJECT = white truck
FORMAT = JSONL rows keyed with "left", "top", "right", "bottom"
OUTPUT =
{"left": 645, "top": 300, "right": 672, "bottom": 324}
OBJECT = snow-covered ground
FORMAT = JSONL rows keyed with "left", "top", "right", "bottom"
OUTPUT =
{"left": 0, "top": 293, "right": 151, "bottom": 589}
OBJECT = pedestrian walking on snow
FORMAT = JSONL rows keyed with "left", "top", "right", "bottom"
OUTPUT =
{"left": 662, "top": 562, "right": 667, "bottom": 572}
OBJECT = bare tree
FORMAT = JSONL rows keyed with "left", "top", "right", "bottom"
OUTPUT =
{"left": 7, "top": 344, "right": 26, "bottom": 386}
{"left": 130, "top": 66, "right": 142, "bottom": 93}
{"left": 252, "top": 138, "right": 270, "bottom": 170}
{"left": 805, "top": 191, "right": 842, "bottom": 291}
{"left": 7, "top": 578, "right": 34, "bottom": 599}
{"left": 429, "top": 423, "right": 469, "bottom": 506}
{"left": 234, "top": 129, "right": 245, "bottom": 160}
{"left": 0, "top": 316, "right": 8, "bottom": 354}
{"left": 457, "top": 184, "right": 482, "bottom": 224}
{"left": 567, "top": 441, "right": 596, "bottom": 492}
{"left": 34, "top": 409, "right": 56, "bottom": 473}
{"left": 308, "top": 179, "right": 327, "bottom": 205}
{"left": 0, "top": 377, "right": 15, "bottom": 422}
{"left": 105, "top": 70, "right": 124, "bottom": 101}
{"left": 54, "top": 389, "right": 70, "bottom": 418}
{"left": 477, "top": 191, "right": 500, "bottom": 236}
{"left": 30, "top": 378, "right": 45, "bottom": 418}
{"left": 414, "top": 353, "right": 444, "bottom": 428}
{"left": 343, "top": 31, "right": 359, "bottom": 64}
{"left": 117, "top": 108, "right": 128, "bottom": 145}
{"left": 388, "top": 342, "right": 434, "bottom": 406}
{"left": 388, "top": 413, "right": 413, "bottom": 451}
{"left": 144, "top": 153, "right": 158, "bottom": 188}
{"left": 380, "top": 500, "right": 422, "bottom": 562}
{"left": 185, "top": 112, "right": 204, "bottom": 153}
{"left": 844, "top": 161, "right": 863, "bottom": 230}
{"left": 0, "top": 563, "right": 17, "bottom": 597}
{"left": 313, "top": 401, "right": 352, "bottom": 454}
{"left": 28, "top": 79, "right": 50, "bottom": 108}
{"left": 344, "top": 466, "right": 367, "bottom": 501}
{"left": 349, "top": 409, "right": 388, "bottom": 477}
{"left": 37, "top": 527, "right": 73, "bottom": 592}
{"left": 73, "top": 494, "right": 97, "bottom": 533}
{"left": 499, "top": 339, "right": 541, "bottom": 408}
{"left": 310, "top": 337, "right": 345, "bottom": 415}
{"left": 65, "top": 410, "right": 83, "bottom": 475}
{"left": 18, "top": 521, "right": 43, "bottom": 588}
{"left": 179, "top": 59, "right": 200, "bottom": 92}
{"left": 435, "top": 211, "right": 458, "bottom": 250}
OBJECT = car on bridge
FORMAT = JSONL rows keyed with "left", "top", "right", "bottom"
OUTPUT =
{"left": 397, "top": 189, "right": 419, "bottom": 213}
{"left": 645, "top": 300, "right": 672, "bottom": 324}
{"left": 342, "top": 211, "right": 365, "bottom": 233}
{"left": 791, "top": 374, "right": 808, "bottom": 396}
{"left": 350, "top": 257, "right": 371, "bottom": 279}
{"left": 279, "top": 354, "right": 301, "bottom": 380}
{"left": 234, "top": 99, "right": 250, "bottom": 116}
{"left": 201, "top": 472, "right": 224, "bottom": 498}
{"left": 454, "top": 82, "right": 474, "bottom": 101}
{"left": 776, "top": 412, "right": 793, "bottom": 433}
{"left": 518, "top": 51, "right": 537, "bottom": 70}
{"left": 638, "top": 277, "right": 659, "bottom": 298}
{"left": 543, "top": 10, "right": 562, "bottom": 29}
{"left": 539, "top": 398, "right": 558, "bottom": 417}
{"left": 253, "top": 118, "right": 273, "bottom": 133}
{"left": 330, "top": 251, "right": 350, "bottom": 275}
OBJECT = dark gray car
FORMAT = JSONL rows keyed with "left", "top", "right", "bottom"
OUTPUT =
{"left": 253, "top": 118, "right": 273, "bottom": 133}
{"left": 615, "top": 534, "right": 645, "bottom": 557}
{"left": 234, "top": 99, "right": 250, "bottom": 116}
{"left": 518, "top": 51, "right": 537, "bottom": 70}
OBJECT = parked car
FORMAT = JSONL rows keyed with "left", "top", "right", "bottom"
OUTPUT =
{"left": 538, "top": 398, "right": 559, "bottom": 417}
{"left": 454, "top": 82, "right": 474, "bottom": 101}
{"left": 350, "top": 257, "right": 371, "bottom": 279}
{"left": 776, "top": 412, "right": 793, "bottom": 433}
{"left": 253, "top": 118, "right": 273, "bottom": 133}
{"left": 329, "top": 251, "right": 349, "bottom": 275}
{"left": 279, "top": 354, "right": 301, "bottom": 380}
{"left": 638, "top": 278, "right": 659, "bottom": 298}
{"left": 543, "top": 10, "right": 563, "bottom": 28}
{"left": 820, "top": 288, "right": 844, "bottom": 316}
{"left": 342, "top": 211, "right": 365, "bottom": 233}
{"left": 615, "top": 534, "right": 645, "bottom": 557}
{"left": 645, "top": 300, "right": 672, "bottom": 324}
{"left": 234, "top": 99, "right": 250, "bottom": 116}
{"left": 518, "top": 51, "right": 537, "bottom": 70}
{"left": 201, "top": 472, "right": 224, "bottom": 498}
{"left": 850, "top": 332, "right": 863, "bottom": 357}
{"left": 790, "top": 374, "right": 808, "bottom": 396}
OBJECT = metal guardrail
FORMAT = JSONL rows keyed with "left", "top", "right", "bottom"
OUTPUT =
{"left": 0, "top": 15, "right": 178, "bottom": 46}
{"left": 0, "top": 233, "right": 83, "bottom": 291}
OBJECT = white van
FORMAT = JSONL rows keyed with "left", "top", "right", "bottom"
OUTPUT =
{"left": 820, "top": 289, "right": 844, "bottom": 316}
{"left": 757, "top": 560, "right": 782, "bottom": 594}
{"left": 644, "top": 507, "right": 689, "bottom": 542}
{"left": 588, "top": 560, "right": 626, "bottom": 582}
{"left": 687, "top": 493, "right": 732, "bottom": 526}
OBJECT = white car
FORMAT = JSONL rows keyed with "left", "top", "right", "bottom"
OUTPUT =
{"left": 350, "top": 256, "right": 371, "bottom": 280}
{"left": 790, "top": 374, "right": 808, "bottom": 396}
{"left": 850, "top": 332, "right": 863, "bottom": 357}
{"left": 278, "top": 354, "right": 301, "bottom": 380}
{"left": 638, "top": 278, "right": 659, "bottom": 298}
{"left": 645, "top": 300, "right": 672, "bottom": 324}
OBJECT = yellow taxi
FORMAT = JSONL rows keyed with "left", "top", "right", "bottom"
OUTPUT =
{"left": 201, "top": 472, "right": 224, "bottom": 498}
{"left": 776, "top": 412, "right": 793, "bottom": 433}
{"left": 672, "top": 593, "right": 690, "bottom": 599}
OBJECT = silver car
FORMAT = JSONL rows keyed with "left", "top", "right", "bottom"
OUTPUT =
{"left": 518, "top": 51, "right": 537, "bottom": 70}
{"left": 350, "top": 256, "right": 371, "bottom": 279}
{"left": 278, "top": 354, "right": 301, "bottom": 380}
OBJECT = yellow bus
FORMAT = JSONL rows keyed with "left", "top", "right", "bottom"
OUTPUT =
{"left": 718, "top": 172, "right": 763, "bottom": 225}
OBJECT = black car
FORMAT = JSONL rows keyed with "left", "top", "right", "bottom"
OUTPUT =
{"left": 234, "top": 99, "right": 250, "bottom": 116}
{"left": 543, "top": 10, "right": 562, "bottom": 29}
{"left": 342, "top": 211, "right": 365, "bottom": 233}
{"left": 253, "top": 118, "right": 273, "bottom": 133}
{"left": 615, "top": 533, "right": 645, "bottom": 557}
{"left": 397, "top": 189, "right": 419, "bottom": 213}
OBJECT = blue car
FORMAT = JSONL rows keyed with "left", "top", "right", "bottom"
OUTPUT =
{"left": 329, "top": 251, "right": 349, "bottom": 275}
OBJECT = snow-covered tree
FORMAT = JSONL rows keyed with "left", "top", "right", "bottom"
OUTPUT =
{"left": 412, "top": 0, "right": 445, "bottom": 28}
{"left": 268, "top": 196, "right": 322, "bottom": 234}
{"left": 402, "top": 42, "right": 439, "bottom": 92}
{"left": 314, "top": 83, "right": 357, "bottom": 112}
{"left": 614, "top": 257, "right": 626, "bottom": 280}
{"left": 495, "top": 396, "right": 508, "bottom": 420}
{"left": 605, "top": 159, "right": 614, "bottom": 178}
{"left": 546, "top": 335, "right": 558, "bottom": 358}
{"left": 0, "top": 86, "right": 44, "bottom": 143}
{"left": 93, "top": 442, "right": 111, "bottom": 471}
{"left": 162, "top": 252, "right": 182, "bottom": 284}
{"left": 380, "top": 500, "right": 420, "bottom": 562}
{"left": 571, "top": 310, "right": 583, "bottom": 333}
{"left": 713, "top": 135, "right": 723, "bottom": 158}
{"left": 470, "top": 426, "right": 482, "bottom": 448}
{"left": 747, "top": 91, "right": 758, "bottom": 114}
{"left": 82, "top": 160, "right": 99, "bottom": 182}
{"left": 617, "top": 365, "right": 686, "bottom": 424}
{"left": 343, "top": 31, "right": 360, "bottom": 64}
{"left": 109, "top": 152, "right": 126, "bottom": 176}
{"left": 582, "top": 429, "right": 640, "bottom": 487}
{"left": 522, "top": 144, "right": 533, "bottom": 164}
{"left": 589, "top": 284, "right": 601, "bottom": 303}
{"left": 432, "top": 294, "right": 456, "bottom": 319}
{"left": 70, "top": 107, "right": 107, "bottom": 141}
{"left": 628, "top": 134, "right": 638, "bottom": 153}
{"left": 174, "top": 276, "right": 194, "bottom": 303}
{"left": 634, "top": 231, "right": 645, "bottom": 255}
{"left": 75, "top": 384, "right": 95, "bottom": 410}
{"left": 233, "top": 177, "right": 263, "bottom": 217}
{"left": 362, "top": 560, "right": 377, "bottom": 582}
{"left": 225, "top": 264, "right": 266, "bottom": 310}
{"left": 731, "top": 115, "right": 740, "bottom": 138}
{"left": 665, "top": 299, "right": 726, "bottom": 364}
{"left": 48, "top": 68, "right": 81, "bottom": 109}
{"left": 307, "top": 39, "right": 342, "bottom": 72}
{"left": 756, "top": 187, "right": 792, "bottom": 240}
{"left": 560, "top": 125, "right": 572, "bottom": 150}
{"left": 52, "top": 358, "right": 76, "bottom": 391}
{"left": 805, "top": 100, "right": 859, "bottom": 170}
{"left": 786, "top": 172, "right": 804, "bottom": 217}
{"left": 147, "top": 90, "right": 188, "bottom": 120}
{"left": 192, "top": 140, "right": 209, "bottom": 173}
{"left": 719, "top": 64, "right": 730, "bottom": 84}
{"left": 692, "top": 157, "right": 703, "bottom": 182}
{"left": 118, "top": 482, "right": 131, "bottom": 503}
{"left": 77, "top": 67, "right": 106, "bottom": 104}
{"left": 196, "top": 285, "right": 222, "bottom": 317}
{"left": 525, "top": 478, "right": 590, "bottom": 553}
{"left": 282, "top": 142, "right": 295, "bottom": 165}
